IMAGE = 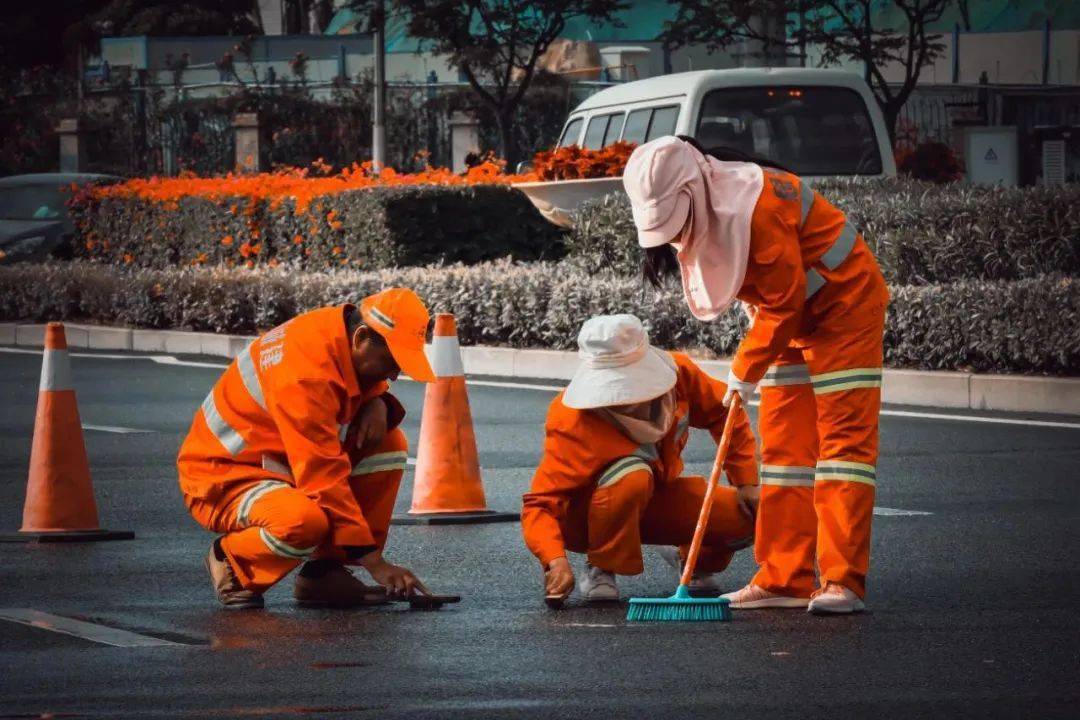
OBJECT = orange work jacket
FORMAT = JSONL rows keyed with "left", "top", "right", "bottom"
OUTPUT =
{"left": 522, "top": 352, "right": 759, "bottom": 567}
{"left": 176, "top": 305, "right": 405, "bottom": 548}
{"left": 731, "top": 169, "right": 891, "bottom": 385}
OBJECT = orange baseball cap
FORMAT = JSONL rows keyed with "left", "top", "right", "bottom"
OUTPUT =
{"left": 359, "top": 288, "right": 436, "bottom": 382}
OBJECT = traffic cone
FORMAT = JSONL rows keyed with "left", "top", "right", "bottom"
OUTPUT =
{"left": 0, "top": 323, "right": 133, "bottom": 543}
{"left": 392, "top": 314, "right": 518, "bottom": 526}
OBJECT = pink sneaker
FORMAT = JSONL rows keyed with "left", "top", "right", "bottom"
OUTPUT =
{"left": 807, "top": 582, "right": 865, "bottom": 615}
{"left": 720, "top": 583, "right": 808, "bottom": 609}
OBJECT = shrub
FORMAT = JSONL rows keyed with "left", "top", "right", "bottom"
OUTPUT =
{"left": 896, "top": 140, "right": 964, "bottom": 184}
{"left": 1, "top": 262, "right": 1076, "bottom": 375}
{"left": 68, "top": 181, "right": 565, "bottom": 271}
{"left": 568, "top": 179, "right": 1080, "bottom": 284}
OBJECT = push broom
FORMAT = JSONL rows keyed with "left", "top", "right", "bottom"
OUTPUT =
{"left": 626, "top": 394, "right": 744, "bottom": 622}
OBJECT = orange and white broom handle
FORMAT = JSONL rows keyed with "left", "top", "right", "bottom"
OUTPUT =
{"left": 679, "top": 394, "right": 743, "bottom": 588}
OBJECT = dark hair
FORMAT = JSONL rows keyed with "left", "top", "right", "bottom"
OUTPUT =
{"left": 675, "top": 134, "right": 793, "bottom": 174}
{"left": 640, "top": 136, "right": 792, "bottom": 289}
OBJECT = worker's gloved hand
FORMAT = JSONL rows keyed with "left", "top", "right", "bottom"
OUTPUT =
{"left": 361, "top": 554, "right": 430, "bottom": 598}
{"left": 544, "top": 556, "right": 575, "bottom": 599}
{"left": 723, "top": 370, "right": 757, "bottom": 408}
{"left": 354, "top": 396, "right": 389, "bottom": 452}
{"left": 736, "top": 485, "right": 761, "bottom": 520}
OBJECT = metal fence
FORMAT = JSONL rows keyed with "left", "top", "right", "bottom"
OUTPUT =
{"left": 67, "top": 78, "right": 575, "bottom": 177}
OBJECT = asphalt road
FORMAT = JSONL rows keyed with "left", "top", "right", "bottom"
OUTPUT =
{"left": 1, "top": 347, "right": 1078, "bottom": 719}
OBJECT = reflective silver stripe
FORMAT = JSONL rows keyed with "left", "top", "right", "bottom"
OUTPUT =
{"left": 806, "top": 269, "right": 826, "bottom": 298}
{"left": 811, "top": 367, "right": 883, "bottom": 394}
{"left": 352, "top": 451, "right": 408, "bottom": 476}
{"left": 634, "top": 443, "right": 659, "bottom": 463}
{"left": 816, "top": 460, "right": 876, "bottom": 486}
{"left": 258, "top": 527, "right": 317, "bottom": 559}
{"left": 799, "top": 179, "right": 815, "bottom": 227}
{"left": 598, "top": 457, "right": 651, "bottom": 488}
{"left": 675, "top": 415, "right": 690, "bottom": 439}
{"left": 260, "top": 455, "right": 292, "bottom": 479}
{"left": 237, "top": 480, "right": 290, "bottom": 526}
{"left": 235, "top": 343, "right": 266, "bottom": 410}
{"left": 821, "top": 221, "right": 857, "bottom": 269}
{"left": 369, "top": 307, "right": 395, "bottom": 330}
{"left": 201, "top": 391, "right": 245, "bottom": 456}
{"left": 760, "top": 464, "right": 816, "bottom": 487}
{"left": 760, "top": 364, "right": 811, "bottom": 387}
{"left": 39, "top": 349, "right": 73, "bottom": 391}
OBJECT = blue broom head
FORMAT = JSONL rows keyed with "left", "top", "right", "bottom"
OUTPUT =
{"left": 626, "top": 585, "right": 732, "bottom": 622}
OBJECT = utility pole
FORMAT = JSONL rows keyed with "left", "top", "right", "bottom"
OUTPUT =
{"left": 372, "top": 0, "right": 387, "bottom": 174}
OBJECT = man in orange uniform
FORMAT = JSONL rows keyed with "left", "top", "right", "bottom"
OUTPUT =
{"left": 177, "top": 288, "right": 436, "bottom": 609}
{"left": 522, "top": 315, "right": 759, "bottom": 603}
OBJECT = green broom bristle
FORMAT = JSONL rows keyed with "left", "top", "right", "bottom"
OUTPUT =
{"left": 626, "top": 585, "right": 732, "bottom": 622}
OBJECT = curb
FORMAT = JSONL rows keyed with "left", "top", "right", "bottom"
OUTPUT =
{"left": 2, "top": 322, "right": 1078, "bottom": 416}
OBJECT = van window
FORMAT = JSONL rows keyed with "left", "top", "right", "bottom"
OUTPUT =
{"left": 695, "top": 87, "right": 882, "bottom": 175}
{"left": 621, "top": 105, "right": 680, "bottom": 145}
{"left": 646, "top": 106, "right": 679, "bottom": 141}
{"left": 583, "top": 113, "right": 626, "bottom": 149}
{"left": 559, "top": 117, "right": 584, "bottom": 147}
{"left": 603, "top": 113, "right": 625, "bottom": 146}
{"left": 622, "top": 109, "right": 652, "bottom": 144}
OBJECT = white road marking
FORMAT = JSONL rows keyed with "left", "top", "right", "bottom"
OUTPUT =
{"left": 873, "top": 409, "right": 1080, "bottom": 430}
{"left": 82, "top": 424, "right": 154, "bottom": 434}
{"left": 464, "top": 379, "right": 566, "bottom": 392}
{"left": 561, "top": 623, "right": 619, "bottom": 628}
{"left": 2, "top": 347, "right": 1077, "bottom": 429}
{"left": 0, "top": 608, "right": 185, "bottom": 648}
{"left": 874, "top": 507, "right": 933, "bottom": 516}
{"left": 149, "top": 355, "right": 229, "bottom": 369}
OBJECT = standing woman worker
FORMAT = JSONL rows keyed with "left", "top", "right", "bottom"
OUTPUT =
{"left": 623, "top": 136, "right": 889, "bottom": 615}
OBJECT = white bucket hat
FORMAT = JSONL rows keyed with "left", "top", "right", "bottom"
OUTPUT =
{"left": 562, "top": 315, "right": 678, "bottom": 410}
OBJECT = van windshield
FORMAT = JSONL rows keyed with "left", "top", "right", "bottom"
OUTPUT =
{"left": 695, "top": 87, "right": 882, "bottom": 175}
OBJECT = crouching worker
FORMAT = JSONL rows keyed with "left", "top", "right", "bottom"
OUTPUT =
{"left": 177, "top": 288, "right": 436, "bottom": 610}
{"left": 522, "top": 315, "right": 760, "bottom": 604}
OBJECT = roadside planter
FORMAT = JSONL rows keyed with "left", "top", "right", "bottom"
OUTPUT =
{"left": 514, "top": 177, "right": 625, "bottom": 228}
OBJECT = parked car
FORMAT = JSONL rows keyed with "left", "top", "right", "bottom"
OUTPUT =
{"left": 0, "top": 173, "right": 119, "bottom": 263}
{"left": 516, "top": 68, "right": 895, "bottom": 227}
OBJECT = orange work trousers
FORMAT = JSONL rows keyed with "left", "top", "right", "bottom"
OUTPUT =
{"left": 185, "top": 429, "right": 407, "bottom": 592}
{"left": 752, "top": 310, "right": 884, "bottom": 599}
{"left": 560, "top": 470, "right": 754, "bottom": 576}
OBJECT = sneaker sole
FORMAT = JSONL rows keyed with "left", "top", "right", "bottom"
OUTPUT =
{"left": 221, "top": 599, "right": 265, "bottom": 610}
{"left": 726, "top": 597, "right": 810, "bottom": 609}
{"left": 807, "top": 601, "right": 866, "bottom": 615}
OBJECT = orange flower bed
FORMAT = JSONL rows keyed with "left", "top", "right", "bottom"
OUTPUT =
{"left": 88, "top": 144, "right": 638, "bottom": 212}
{"left": 531, "top": 142, "right": 637, "bottom": 181}
{"left": 92, "top": 160, "right": 534, "bottom": 213}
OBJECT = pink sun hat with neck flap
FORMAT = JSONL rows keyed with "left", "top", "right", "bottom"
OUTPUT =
{"left": 622, "top": 136, "right": 697, "bottom": 248}
{"left": 623, "top": 136, "right": 764, "bottom": 321}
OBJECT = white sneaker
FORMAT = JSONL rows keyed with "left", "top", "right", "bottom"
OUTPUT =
{"left": 720, "top": 583, "right": 809, "bottom": 609}
{"left": 579, "top": 564, "right": 619, "bottom": 602}
{"left": 656, "top": 546, "right": 720, "bottom": 593}
{"left": 807, "top": 582, "right": 865, "bottom": 615}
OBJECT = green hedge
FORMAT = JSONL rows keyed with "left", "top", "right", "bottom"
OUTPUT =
{"left": 2, "top": 262, "right": 1076, "bottom": 375}
{"left": 69, "top": 184, "right": 565, "bottom": 270}
{"left": 567, "top": 179, "right": 1080, "bottom": 285}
